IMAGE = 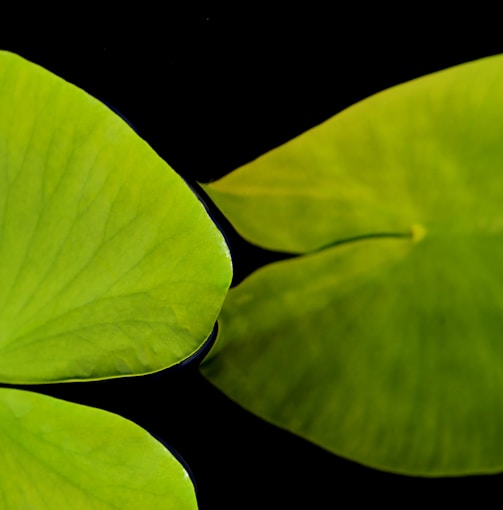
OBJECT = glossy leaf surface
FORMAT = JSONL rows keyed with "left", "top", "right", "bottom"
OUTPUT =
{"left": 0, "top": 388, "right": 197, "bottom": 509}
{"left": 0, "top": 51, "right": 232, "bottom": 383}
{"left": 202, "top": 54, "right": 503, "bottom": 474}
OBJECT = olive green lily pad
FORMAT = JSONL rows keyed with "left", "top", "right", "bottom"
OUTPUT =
{"left": 0, "top": 51, "right": 232, "bottom": 384}
{"left": 0, "top": 388, "right": 197, "bottom": 509}
{"left": 201, "top": 54, "right": 503, "bottom": 474}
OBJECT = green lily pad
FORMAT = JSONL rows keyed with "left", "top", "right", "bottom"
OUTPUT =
{"left": 0, "top": 51, "right": 232, "bottom": 384}
{"left": 201, "top": 54, "right": 503, "bottom": 474}
{"left": 0, "top": 388, "right": 197, "bottom": 509}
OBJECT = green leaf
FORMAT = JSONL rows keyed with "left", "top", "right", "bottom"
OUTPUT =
{"left": 0, "top": 388, "right": 197, "bottom": 509}
{"left": 202, "top": 55, "right": 503, "bottom": 254}
{"left": 0, "top": 51, "right": 232, "bottom": 383}
{"left": 201, "top": 54, "right": 503, "bottom": 475}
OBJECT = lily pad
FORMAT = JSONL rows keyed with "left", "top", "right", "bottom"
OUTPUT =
{"left": 202, "top": 54, "right": 503, "bottom": 474}
{"left": 0, "top": 388, "right": 197, "bottom": 509}
{"left": 0, "top": 51, "right": 232, "bottom": 384}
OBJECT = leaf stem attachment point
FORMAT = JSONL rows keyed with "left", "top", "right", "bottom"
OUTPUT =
{"left": 411, "top": 223, "right": 427, "bottom": 243}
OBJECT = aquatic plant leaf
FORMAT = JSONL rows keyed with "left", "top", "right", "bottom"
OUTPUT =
{"left": 202, "top": 54, "right": 503, "bottom": 474}
{"left": 0, "top": 51, "right": 232, "bottom": 383}
{"left": 0, "top": 388, "right": 198, "bottom": 509}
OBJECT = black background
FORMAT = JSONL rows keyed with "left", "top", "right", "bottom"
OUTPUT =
{"left": 2, "top": 9, "right": 503, "bottom": 508}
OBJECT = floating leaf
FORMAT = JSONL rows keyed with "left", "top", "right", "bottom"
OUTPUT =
{"left": 0, "top": 51, "right": 232, "bottom": 383}
{"left": 0, "top": 388, "right": 197, "bottom": 509}
{"left": 202, "top": 54, "right": 503, "bottom": 474}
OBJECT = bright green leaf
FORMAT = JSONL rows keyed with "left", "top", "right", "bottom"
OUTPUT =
{"left": 0, "top": 51, "right": 232, "bottom": 383}
{"left": 202, "top": 54, "right": 503, "bottom": 474}
{"left": 203, "top": 54, "right": 503, "bottom": 254}
{"left": 0, "top": 388, "right": 197, "bottom": 509}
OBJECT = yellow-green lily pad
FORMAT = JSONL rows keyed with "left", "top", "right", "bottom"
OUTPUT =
{"left": 202, "top": 54, "right": 503, "bottom": 475}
